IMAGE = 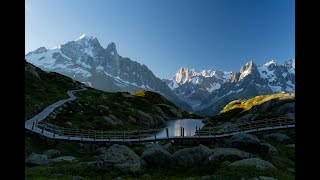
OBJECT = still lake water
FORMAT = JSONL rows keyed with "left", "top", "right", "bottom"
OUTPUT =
{"left": 155, "top": 119, "right": 204, "bottom": 138}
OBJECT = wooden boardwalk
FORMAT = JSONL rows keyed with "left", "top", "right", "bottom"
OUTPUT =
{"left": 25, "top": 89, "right": 295, "bottom": 143}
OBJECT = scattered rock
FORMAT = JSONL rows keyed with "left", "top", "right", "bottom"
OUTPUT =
{"left": 97, "top": 105, "right": 109, "bottom": 112}
{"left": 43, "top": 149, "right": 60, "bottom": 159}
{"left": 104, "top": 115, "right": 123, "bottom": 125}
{"left": 52, "top": 156, "right": 77, "bottom": 162}
{"left": 128, "top": 116, "right": 136, "bottom": 123}
{"left": 286, "top": 144, "right": 295, "bottom": 148}
{"left": 228, "top": 158, "right": 276, "bottom": 170}
{"left": 163, "top": 142, "right": 172, "bottom": 151}
{"left": 66, "top": 121, "right": 73, "bottom": 126}
{"left": 172, "top": 144, "right": 212, "bottom": 167}
{"left": 141, "top": 143, "right": 172, "bottom": 166}
{"left": 141, "top": 173, "right": 151, "bottom": 178}
{"left": 263, "top": 133, "right": 292, "bottom": 143}
{"left": 249, "top": 176, "right": 278, "bottom": 180}
{"left": 99, "top": 94, "right": 108, "bottom": 100}
{"left": 138, "top": 110, "right": 155, "bottom": 126}
{"left": 261, "top": 143, "right": 278, "bottom": 155}
{"left": 25, "top": 153, "right": 48, "bottom": 165}
{"left": 205, "top": 148, "right": 254, "bottom": 167}
{"left": 228, "top": 133, "right": 265, "bottom": 153}
{"left": 87, "top": 144, "right": 143, "bottom": 173}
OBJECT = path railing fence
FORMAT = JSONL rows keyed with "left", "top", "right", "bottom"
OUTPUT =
{"left": 29, "top": 117, "right": 295, "bottom": 142}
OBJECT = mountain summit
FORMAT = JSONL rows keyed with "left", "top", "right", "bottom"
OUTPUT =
{"left": 25, "top": 34, "right": 192, "bottom": 111}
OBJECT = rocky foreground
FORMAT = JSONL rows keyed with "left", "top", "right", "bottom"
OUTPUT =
{"left": 25, "top": 129, "right": 295, "bottom": 179}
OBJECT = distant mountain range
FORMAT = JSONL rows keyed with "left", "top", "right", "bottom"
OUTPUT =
{"left": 26, "top": 34, "right": 295, "bottom": 115}
{"left": 25, "top": 34, "right": 192, "bottom": 111}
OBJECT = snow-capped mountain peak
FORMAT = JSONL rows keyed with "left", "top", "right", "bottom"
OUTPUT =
{"left": 264, "top": 59, "right": 277, "bottom": 67}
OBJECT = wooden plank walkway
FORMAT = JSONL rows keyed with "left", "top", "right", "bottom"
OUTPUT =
{"left": 25, "top": 89, "right": 295, "bottom": 143}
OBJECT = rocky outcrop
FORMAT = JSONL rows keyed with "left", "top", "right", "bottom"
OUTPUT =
{"left": 87, "top": 144, "right": 143, "bottom": 173}
{"left": 25, "top": 153, "right": 49, "bottom": 165}
{"left": 263, "top": 133, "right": 292, "bottom": 143}
{"left": 228, "top": 133, "right": 267, "bottom": 153}
{"left": 97, "top": 105, "right": 109, "bottom": 112}
{"left": 52, "top": 156, "right": 77, "bottom": 162}
{"left": 172, "top": 144, "right": 212, "bottom": 167}
{"left": 141, "top": 143, "right": 172, "bottom": 166}
{"left": 204, "top": 148, "right": 254, "bottom": 167}
{"left": 228, "top": 158, "right": 276, "bottom": 170}
{"left": 103, "top": 115, "right": 123, "bottom": 125}
{"left": 43, "top": 149, "right": 61, "bottom": 159}
{"left": 261, "top": 143, "right": 278, "bottom": 155}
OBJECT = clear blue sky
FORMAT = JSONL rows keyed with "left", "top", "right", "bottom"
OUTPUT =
{"left": 25, "top": 0, "right": 294, "bottom": 79}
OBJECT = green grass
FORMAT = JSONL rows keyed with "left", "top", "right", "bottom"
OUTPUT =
{"left": 25, "top": 62, "right": 83, "bottom": 119}
{"left": 220, "top": 93, "right": 294, "bottom": 114}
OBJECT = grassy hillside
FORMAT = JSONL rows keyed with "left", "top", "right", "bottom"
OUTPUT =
{"left": 25, "top": 62, "right": 199, "bottom": 130}
{"left": 43, "top": 88, "right": 198, "bottom": 130}
{"left": 25, "top": 61, "right": 83, "bottom": 120}
{"left": 206, "top": 93, "right": 295, "bottom": 124}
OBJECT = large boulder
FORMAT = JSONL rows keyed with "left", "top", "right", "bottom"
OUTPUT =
{"left": 138, "top": 110, "right": 155, "bottom": 126}
{"left": 25, "top": 153, "right": 49, "bottom": 165}
{"left": 51, "top": 156, "right": 77, "bottom": 162}
{"left": 87, "top": 144, "right": 142, "bottom": 173}
{"left": 43, "top": 149, "right": 61, "bottom": 159}
{"left": 141, "top": 143, "right": 172, "bottom": 166}
{"left": 228, "top": 158, "right": 276, "bottom": 170}
{"left": 204, "top": 148, "right": 254, "bottom": 168}
{"left": 172, "top": 144, "right": 212, "bottom": 167}
{"left": 228, "top": 133, "right": 266, "bottom": 153}
{"left": 261, "top": 143, "right": 278, "bottom": 155}
{"left": 97, "top": 105, "right": 109, "bottom": 112}
{"left": 263, "top": 133, "right": 292, "bottom": 143}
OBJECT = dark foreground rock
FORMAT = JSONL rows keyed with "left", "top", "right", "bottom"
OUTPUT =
{"left": 87, "top": 144, "right": 144, "bottom": 173}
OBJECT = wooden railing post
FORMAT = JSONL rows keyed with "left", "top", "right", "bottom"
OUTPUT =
{"left": 208, "top": 127, "right": 211, "bottom": 136}
{"left": 285, "top": 119, "right": 288, "bottom": 127}
{"left": 279, "top": 118, "right": 282, "bottom": 126}
{"left": 41, "top": 123, "right": 45, "bottom": 135}
{"left": 138, "top": 130, "right": 141, "bottom": 141}
{"left": 166, "top": 128, "right": 169, "bottom": 139}
{"left": 94, "top": 130, "right": 96, "bottom": 142}
{"left": 154, "top": 128, "right": 156, "bottom": 140}
{"left": 101, "top": 130, "right": 103, "bottom": 140}
{"left": 68, "top": 128, "right": 70, "bottom": 140}
{"left": 271, "top": 120, "right": 274, "bottom": 129}
{"left": 32, "top": 122, "right": 35, "bottom": 131}
{"left": 53, "top": 125, "right": 56, "bottom": 139}
{"left": 109, "top": 131, "right": 111, "bottom": 142}
{"left": 255, "top": 121, "right": 258, "bottom": 131}
{"left": 182, "top": 128, "right": 184, "bottom": 138}
{"left": 81, "top": 129, "right": 83, "bottom": 141}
